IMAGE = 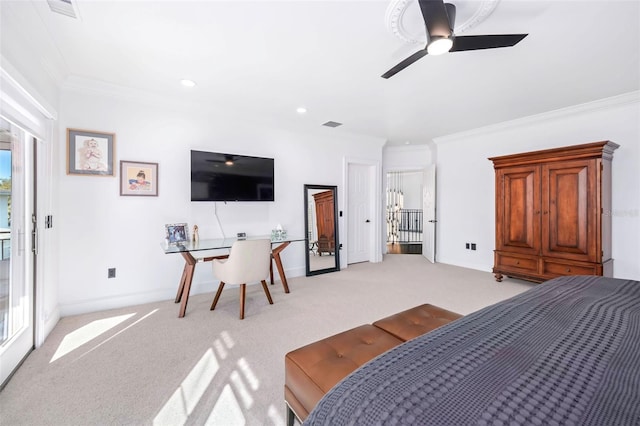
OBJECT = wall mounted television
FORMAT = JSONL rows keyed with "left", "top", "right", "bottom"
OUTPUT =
{"left": 190, "top": 150, "right": 274, "bottom": 202}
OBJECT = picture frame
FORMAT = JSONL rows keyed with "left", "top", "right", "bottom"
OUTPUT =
{"left": 67, "top": 128, "right": 116, "bottom": 176}
{"left": 165, "top": 223, "right": 189, "bottom": 245}
{"left": 120, "top": 160, "right": 158, "bottom": 196}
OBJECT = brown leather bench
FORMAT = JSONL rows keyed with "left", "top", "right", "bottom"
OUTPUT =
{"left": 284, "top": 304, "right": 462, "bottom": 425}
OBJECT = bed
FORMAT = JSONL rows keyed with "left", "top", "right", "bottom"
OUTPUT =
{"left": 305, "top": 275, "right": 640, "bottom": 425}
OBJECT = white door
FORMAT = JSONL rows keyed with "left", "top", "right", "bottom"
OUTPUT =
{"left": 347, "top": 163, "right": 372, "bottom": 264}
{"left": 0, "top": 118, "right": 34, "bottom": 387}
{"left": 422, "top": 165, "right": 436, "bottom": 263}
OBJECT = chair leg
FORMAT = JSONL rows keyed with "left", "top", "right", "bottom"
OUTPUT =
{"left": 261, "top": 280, "right": 274, "bottom": 304}
{"left": 210, "top": 282, "right": 225, "bottom": 310}
{"left": 239, "top": 284, "right": 246, "bottom": 319}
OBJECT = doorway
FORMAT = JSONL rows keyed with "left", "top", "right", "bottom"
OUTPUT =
{"left": 386, "top": 171, "right": 424, "bottom": 254}
{"left": 0, "top": 117, "right": 35, "bottom": 388}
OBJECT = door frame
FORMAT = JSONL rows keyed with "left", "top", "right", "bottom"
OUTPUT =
{"left": 383, "top": 165, "right": 436, "bottom": 257}
{"left": 422, "top": 165, "right": 436, "bottom": 262}
{"left": 0, "top": 63, "right": 56, "bottom": 388}
{"left": 343, "top": 158, "right": 382, "bottom": 266}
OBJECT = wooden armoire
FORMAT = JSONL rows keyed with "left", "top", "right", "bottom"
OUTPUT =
{"left": 313, "top": 190, "right": 335, "bottom": 254}
{"left": 489, "top": 141, "right": 618, "bottom": 283}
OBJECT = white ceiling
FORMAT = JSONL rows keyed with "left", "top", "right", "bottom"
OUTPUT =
{"left": 4, "top": 0, "right": 640, "bottom": 145}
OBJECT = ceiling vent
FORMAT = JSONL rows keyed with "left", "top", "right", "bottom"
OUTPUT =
{"left": 47, "top": 0, "right": 80, "bottom": 19}
{"left": 322, "top": 121, "right": 343, "bottom": 128}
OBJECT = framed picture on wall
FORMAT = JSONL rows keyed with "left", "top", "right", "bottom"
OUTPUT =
{"left": 120, "top": 160, "right": 158, "bottom": 196}
{"left": 67, "top": 128, "right": 116, "bottom": 176}
{"left": 165, "top": 223, "right": 189, "bottom": 245}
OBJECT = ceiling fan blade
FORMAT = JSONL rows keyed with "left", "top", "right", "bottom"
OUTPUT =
{"left": 381, "top": 49, "right": 429, "bottom": 79}
{"left": 451, "top": 34, "right": 528, "bottom": 52}
{"left": 419, "top": 0, "right": 453, "bottom": 38}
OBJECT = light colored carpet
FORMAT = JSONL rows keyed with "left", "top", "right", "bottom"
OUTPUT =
{"left": 0, "top": 255, "right": 533, "bottom": 425}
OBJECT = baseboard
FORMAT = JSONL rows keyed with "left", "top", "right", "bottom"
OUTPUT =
{"left": 39, "top": 306, "right": 61, "bottom": 347}
{"left": 436, "top": 258, "right": 493, "bottom": 274}
{"left": 58, "top": 266, "right": 307, "bottom": 317}
{"left": 58, "top": 288, "right": 180, "bottom": 317}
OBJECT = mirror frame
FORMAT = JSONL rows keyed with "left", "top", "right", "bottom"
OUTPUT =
{"left": 304, "top": 184, "right": 340, "bottom": 276}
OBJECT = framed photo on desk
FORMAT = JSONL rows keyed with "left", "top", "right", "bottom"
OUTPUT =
{"left": 165, "top": 223, "right": 189, "bottom": 245}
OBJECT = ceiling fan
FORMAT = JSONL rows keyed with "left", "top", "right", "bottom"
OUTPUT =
{"left": 381, "top": 0, "right": 528, "bottom": 79}
{"left": 206, "top": 154, "right": 236, "bottom": 166}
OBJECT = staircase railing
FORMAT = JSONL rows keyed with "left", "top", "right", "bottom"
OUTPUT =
{"left": 387, "top": 209, "right": 423, "bottom": 243}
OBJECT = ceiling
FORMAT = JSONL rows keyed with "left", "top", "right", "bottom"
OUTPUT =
{"left": 3, "top": 0, "right": 639, "bottom": 146}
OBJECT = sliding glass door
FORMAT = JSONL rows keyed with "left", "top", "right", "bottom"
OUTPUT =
{"left": 0, "top": 116, "right": 34, "bottom": 387}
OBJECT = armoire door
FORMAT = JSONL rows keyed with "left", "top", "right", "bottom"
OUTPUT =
{"left": 320, "top": 198, "right": 334, "bottom": 239}
{"left": 496, "top": 165, "right": 540, "bottom": 255}
{"left": 313, "top": 191, "right": 334, "bottom": 239}
{"left": 541, "top": 159, "right": 597, "bottom": 262}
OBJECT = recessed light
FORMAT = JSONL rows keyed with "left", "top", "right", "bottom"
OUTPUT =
{"left": 181, "top": 79, "right": 196, "bottom": 87}
{"left": 296, "top": 107, "right": 307, "bottom": 114}
{"left": 405, "top": 141, "right": 411, "bottom": 145}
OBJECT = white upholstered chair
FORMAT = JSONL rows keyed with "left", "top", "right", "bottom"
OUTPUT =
{"left": 210, "top": 239, "right": 273, "bottom": 319}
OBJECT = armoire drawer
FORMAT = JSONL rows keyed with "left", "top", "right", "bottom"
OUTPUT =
{"left": 495, "top": 253, "right": 538, "bottom": 274}
{"left": 542, "top": 260, "right": 597, "bottom": 276}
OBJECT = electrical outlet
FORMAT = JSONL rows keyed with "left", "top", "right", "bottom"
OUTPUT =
{"left": 108, "top": 268, "right": 116, "bottom": 278}
{"left": 465, "top": 243, "right": 470, "bottom": 249}
{"left": 471, "top": 243, "right": 477, "bottom": 251}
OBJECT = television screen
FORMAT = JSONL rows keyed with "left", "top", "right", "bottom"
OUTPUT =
{"left": 190, "top": 150, "right": 274, "bottom": 201}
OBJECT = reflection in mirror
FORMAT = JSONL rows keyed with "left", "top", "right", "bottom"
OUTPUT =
{"left": 304, "top": 184, "right": 340, "bottom": 276}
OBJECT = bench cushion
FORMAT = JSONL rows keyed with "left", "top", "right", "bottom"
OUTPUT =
{"left": 284, "top": 324, "right": 403, "bottom": 420}
{"left": 372, "top": 303, "right": 463, "bottom": 341}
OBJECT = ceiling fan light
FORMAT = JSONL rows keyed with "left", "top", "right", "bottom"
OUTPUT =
{"left": 427, "top": 37, "right": 453, "bottom": 55}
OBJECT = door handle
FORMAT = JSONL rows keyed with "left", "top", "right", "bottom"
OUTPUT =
{"left": 365, "top": 219, "right": 370, "bottom": 223}
{"left": 428, "top": 220, "right": 437, "bottom": 223}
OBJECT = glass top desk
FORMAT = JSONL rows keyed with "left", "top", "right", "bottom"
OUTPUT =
{"left": 163, "top": 235, "right": 304, "bottom": 317}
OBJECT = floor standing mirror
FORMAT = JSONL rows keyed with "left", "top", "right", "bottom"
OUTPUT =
{"left": 304, "top": 184, "right": 340, "bottom": 276}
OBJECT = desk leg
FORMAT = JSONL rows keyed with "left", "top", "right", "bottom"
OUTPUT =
{"left": 178, "top": 252, "right": 197, "bottom": 318}
{"left": 271, "top": 241, "right": 291, "bottom": 294}
{"left": 175, "top": 262, "right": 189, "bottom": 303}
{"left": 270, "top": 258, "right": 274, "bottom": 285}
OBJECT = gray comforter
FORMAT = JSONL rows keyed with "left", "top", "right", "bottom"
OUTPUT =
{"left": 305, "top": 275, "right": 640, "bottom": 425}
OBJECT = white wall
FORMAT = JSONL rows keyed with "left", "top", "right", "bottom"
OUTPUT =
{"left": 57, "top": 88, "right": 384, "bottom": 315}
{"left": 398, "top": 172, "right": 423, "bottom": 210}
{"left": 383, "top": 144, "right": 432, "bottom": 171}
{"left": 435, "top": 93, "right": 640, "bottom": 280}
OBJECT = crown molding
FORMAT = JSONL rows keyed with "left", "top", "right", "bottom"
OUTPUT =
{"left": 385, "top": 0, "right": 500, "bottom": 44}
{"left": 61, "top": 75, "right": 192, "bottom": 110}
{"left": 434, "top": 91, "right": 640, "bottom": 145}
{"left": 1, "top": 55, "right": 57, "bottom": 120}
